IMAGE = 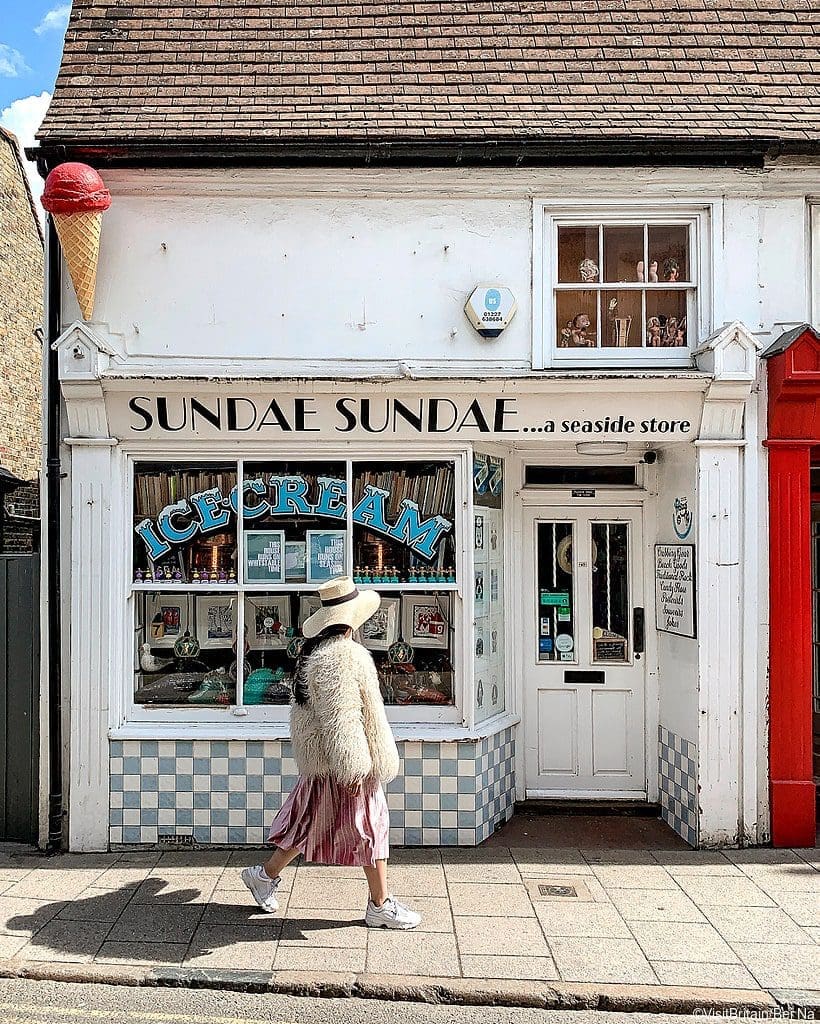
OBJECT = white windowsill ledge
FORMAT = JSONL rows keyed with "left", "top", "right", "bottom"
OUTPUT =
{"left": 108, "top": 714, "right": 520, "bottom": 744}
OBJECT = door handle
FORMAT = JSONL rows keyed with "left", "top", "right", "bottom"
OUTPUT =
{"left": 633, "top": 607, "right": 645, "bottom": 657}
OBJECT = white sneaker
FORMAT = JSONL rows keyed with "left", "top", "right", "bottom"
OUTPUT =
{"left": 240, "top": 865, "right": 281, "bottom": 913}
{"left": 365, "top": 895, "right": 421, "bottom": 930}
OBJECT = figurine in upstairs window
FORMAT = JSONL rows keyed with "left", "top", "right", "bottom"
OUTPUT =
{"left": 579, "top": 258, "right": 599, "bottom": 283}
{"left": 663, "top": 257, "right": 681, "bottom": 283}
{"left": 663, "top": 316, "right": 686, "bottom": 346}
{"left": 646, "top": 316, "right": 663, "bottom": 347}
{"left": 636, "top": 259, "right": 659, "bottom": 283}
{"left": 561, "top": 313, "right": 593, "bottom": 347}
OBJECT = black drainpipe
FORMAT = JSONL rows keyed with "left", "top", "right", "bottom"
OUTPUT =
{"left": 45, "top": 216, "right": 64, "bottom": 850}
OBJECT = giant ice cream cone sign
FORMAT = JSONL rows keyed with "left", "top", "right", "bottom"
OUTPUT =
{"left": 41, "top": 163, "right": 111, "bottom": 320}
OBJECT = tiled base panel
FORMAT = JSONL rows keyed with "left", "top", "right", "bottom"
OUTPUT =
{"left": 658, "top": 724, "right": 699, "bottom": 847}
{"left": 110, "top": 728, "right": 516, "bottom": 848}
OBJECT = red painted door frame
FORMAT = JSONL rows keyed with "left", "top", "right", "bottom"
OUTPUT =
{"left": 764, "top": 326, "right": 820, "bottom": 847}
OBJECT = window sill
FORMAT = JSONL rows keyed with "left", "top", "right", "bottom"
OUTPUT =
{"left": 108, "top": 713, "right": 520, "bottom": 744}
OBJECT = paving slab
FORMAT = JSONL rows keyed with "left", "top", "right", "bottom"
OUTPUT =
{"left": 131, "top": 875, "right": 218, "bottom": 905}
{"left": 460, "top": 953, "right": 559, "bottom": 980}
{"left": 366, "top": 929, "right": 460, "bottom": 977}
{"left": 288, "top": 876, "right": 369, "bottom": 912}
{"left": 95, "top": 941, "right": 188, "bottom": 966}
{"left": 185, "top": 924, "right": 278, "bottom": 970}
{"left": 548, "top": 935, "right": 657, "bottom": 984}
{"left": 107, "top": 904, "right": 204, "bottom": 945}
{"left": 274, "top": 943, "right": 366, "bottom": 973}
{"left": 454, "top": 914, "right": 550, "bottom": 956}
{"left": 199, "top": 888, "right": 288, "bottom": 929}
{"left": 390, "top": 895, "right": 451, "bottom": 932}
{"left": 381, "top": 863, "right": 448, "bottom": 897}
{"left": 534, "top": 900, "right": 632, "bottom": 938}
{"left": 510, "top": 847, "right": 594, "bottom": 876}
{"left": 651, "top": 851, "right": 742, "bottom": 876}
{"left": 733, "top": 942, "right": 820, "bottom": 990}
{"left": 448, "top": 882, "right": 535, "bottom": 917}
{"left": 765, "top": 890, "right": 820, "bottom": 926}
{"left": 701, "top": 905, "right": 817, "bottom": 945}
{"left": 590, "top": 863, "right": 678, "bottom": 890}
{"left": 279, "top": 908, "right": 366, "bottom": 948}
{"left": 56, "top": 886, "right": 134, "bottom": 923}
{"left": 441, "top": 849, "right": 521, "bottom": 884}
{"left": 3, "top": 868, "right": 109, "bottom": 901}
{"left": 19, "top": 919, "right": 109, "bottom": 963}
{"left": 629, "top": 920, "right": 740, "bottom": 964}
{"left": 0, "top": 896, "right": 65, "bottom": 936}
{"left": 675, "top": 874, "right": 776, "bottom": 907}
{"left": 607, "top": 886, "right": 706, "bottom": 922}
{"left": 650, "top": 960, "right": 760, "bottom": 989}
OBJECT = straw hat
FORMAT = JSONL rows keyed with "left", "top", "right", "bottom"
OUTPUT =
{"left": 301, "top": 576, "right": 381, "bottom": 639}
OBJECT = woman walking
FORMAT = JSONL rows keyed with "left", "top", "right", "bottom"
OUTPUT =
{"left": 241, "top": 576, "right": 421, "bottom": 929}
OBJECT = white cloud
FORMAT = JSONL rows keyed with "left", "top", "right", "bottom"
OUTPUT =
{"left": 0, "top": 44, "right": 29, "bottom": 77}
{"left": 1, "top": 91, "right": 52, "bottom": 216}
{"left": 35, "top": 4, "right": 72, "bottom": 36}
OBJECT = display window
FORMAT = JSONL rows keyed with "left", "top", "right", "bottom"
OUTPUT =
{"left": 129, "top": 456, "right": 463, "bottom": 722}
{"left": 473, "top": 451, "right": 506, "bottom": 724}
{"left": 542, "top": 208, "right": 708, "bottom": 367}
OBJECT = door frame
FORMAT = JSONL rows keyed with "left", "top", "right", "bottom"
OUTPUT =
{"left": 515, "top": 488, "right": 660, "bottom": 805}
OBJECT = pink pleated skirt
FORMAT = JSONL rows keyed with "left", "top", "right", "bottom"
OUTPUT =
{"left": 267, "top": 776, "right": 390, "bottom": 867}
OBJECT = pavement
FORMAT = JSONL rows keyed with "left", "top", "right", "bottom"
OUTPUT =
{"left": 0, "top": 838, "right": 817, "bottom": 1015}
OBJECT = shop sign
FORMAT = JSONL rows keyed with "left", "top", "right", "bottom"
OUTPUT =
{"left": 672, "top": 496, "right": 693, "bottom": 539}
{"left": 135, "top": 475, "right": 453, "bottom": 564}
{"left": 654, "top": 543, "right": 696, "bottom": 638}
{"left": 114, "top": 392, "right": 698, "bottom": 442}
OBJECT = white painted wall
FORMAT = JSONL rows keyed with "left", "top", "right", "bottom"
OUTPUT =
{"left": 62, "top": 166, "right": 818, "bottom": 370}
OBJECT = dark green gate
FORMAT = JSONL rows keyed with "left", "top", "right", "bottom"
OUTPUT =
{"left": 0, "top": 556, "right": 39, "bottom": 843}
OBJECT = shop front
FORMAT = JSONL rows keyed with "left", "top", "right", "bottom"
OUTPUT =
{"left": 53, "top": 329, "right": 766, "bottom": 851}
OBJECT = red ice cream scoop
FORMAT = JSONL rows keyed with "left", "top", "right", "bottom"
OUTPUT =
{"left": 41, "top": 162, "right": 111, "bottom": 215}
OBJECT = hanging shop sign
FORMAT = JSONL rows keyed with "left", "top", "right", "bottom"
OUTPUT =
{"left": 654, "top": 543, "right": 696, "bottom": 638}
{"left": 110, "top": 391, "right": 700, "bottom": 443}
{"left": 135, "top": 476, "right": 453, "bottom": 564}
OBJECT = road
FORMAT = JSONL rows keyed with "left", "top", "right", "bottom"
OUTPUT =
{"left": 0, "top": 978, "right": 769, "bottom": 1023}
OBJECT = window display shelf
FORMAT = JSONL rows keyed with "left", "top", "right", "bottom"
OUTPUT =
{"left": 130, "top": 583, "right": 240, "bottom": 592}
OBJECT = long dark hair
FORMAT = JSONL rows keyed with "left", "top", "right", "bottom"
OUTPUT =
{"left": 292, "top": 624, "right": 350, "bottom": 705}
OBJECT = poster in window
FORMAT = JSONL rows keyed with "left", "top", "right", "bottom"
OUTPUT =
{"left": 358, "top": 596, "right": 400, "bottom": 651}
{"left": 474, "top": 568, "right": 486, "bottom": 614}
{"left": 402, "top": 595, "right": 449, "bottom": 649}
{"left": 284, "top": 540, "right": 307, "bottom": 582}
{"left": 307, "top": 530, "right": 346, "bottom": 583}
{"left": 245, "top": 595, "right": 292, "bottom": 650}
{"left": 144, "top": 593, "right": 190, "bottom": 649}
{"left": 244, "top": 530, "right": 286, "bottom": 584}
{"left": 298, "top": 595, "right": 321, "bottom": 631}
{"left": 474, "top": 512, "right": 486, "bottom": 564}
{"left": 196, "top": 596, "right": 236, "bottom": 650}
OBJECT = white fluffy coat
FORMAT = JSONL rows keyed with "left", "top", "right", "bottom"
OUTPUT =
{"left": 290, "top": 636, "right": 401, "bottom": 786}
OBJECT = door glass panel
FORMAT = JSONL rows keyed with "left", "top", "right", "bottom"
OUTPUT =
{"left": 536, "top": 522, "right": 575, "bottom": 662}
{"left": 591, "top": 522, "right": 630, "bottom": 663}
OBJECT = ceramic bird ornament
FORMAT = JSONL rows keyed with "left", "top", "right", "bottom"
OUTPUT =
{"left": 139, "top": 643, "right": 174, "bottom": 673}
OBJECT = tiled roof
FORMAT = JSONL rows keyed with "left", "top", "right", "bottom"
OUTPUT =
{"left": 37, "top": 0, "right": 819, "bottom": 149}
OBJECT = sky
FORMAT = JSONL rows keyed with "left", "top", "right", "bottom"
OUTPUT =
{"left": 0, "top": 1, "right": 71, "bottom": 205}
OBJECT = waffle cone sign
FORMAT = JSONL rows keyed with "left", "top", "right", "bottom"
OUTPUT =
{"left": 41, "top": 163, "right": 111, "bottom": 321}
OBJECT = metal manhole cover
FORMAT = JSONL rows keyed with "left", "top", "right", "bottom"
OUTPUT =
{"left": 539, "top": 883, "right": 577, "bottom": 898}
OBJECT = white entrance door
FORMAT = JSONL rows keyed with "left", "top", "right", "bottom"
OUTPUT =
{"left": 523, "top": 505, "right": 647, "bottom": 797}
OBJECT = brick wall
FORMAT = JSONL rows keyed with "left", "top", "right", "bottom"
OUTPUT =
{"left": 0, "top": 130, "right": 43, "bottom": 485}
{"left": 2, "top": 481, "right": 40, "bottom": 554}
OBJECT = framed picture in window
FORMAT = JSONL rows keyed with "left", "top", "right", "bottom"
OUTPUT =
{"left": 245, "top": 595, "right": 292, "bottom": 650}
{"left": 244, "top": 530, "right": 285, "bottom": 583}
{"left": 307, "top": 530, "right": 346, "bottom": 583}
{"left": 145, "top": 593, "right": 190, "bottom": 649}
{"left": 402, "top": 594, "right": 449, "bottom": 649}
{"left": 284, "top": 540, "right": 307, "bottom": 582}
{"left": 298, "top": 595, "right": 321, "bottom": 631}
{"left": 196, "top": 596, "right": 236, "bottom": 650}
{"left": 474, "top": 567, "right": 486, "bottom": 614}
{"left": 358, "top": 596, "right": 400, "bottom": 651}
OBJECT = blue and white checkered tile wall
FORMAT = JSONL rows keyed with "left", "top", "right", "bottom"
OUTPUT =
{"left": 658, "top": 725, "right": 698, "bottom": 847}
{"left": 110, "top": 728, "right": 516, "bottom": 848}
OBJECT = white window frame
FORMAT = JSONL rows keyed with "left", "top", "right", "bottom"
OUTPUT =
{"left": 533, "top": 202, "right": 714, "bottom": 370}
{"left": 115, "top": 444, "right": 471, "bottom": 732}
